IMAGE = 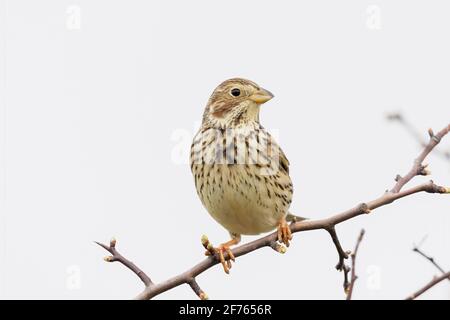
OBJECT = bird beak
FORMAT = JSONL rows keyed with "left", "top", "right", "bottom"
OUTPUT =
{"left": 249, "top": 87, "right": 274, "bottom": 104}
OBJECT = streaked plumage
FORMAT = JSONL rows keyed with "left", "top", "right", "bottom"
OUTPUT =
{"left": 190, "top": 78, "right": 298, "bottom": 273}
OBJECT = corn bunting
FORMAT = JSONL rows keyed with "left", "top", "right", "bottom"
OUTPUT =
{"left": 190, "top": 78, "right": 304, "bottom": 273}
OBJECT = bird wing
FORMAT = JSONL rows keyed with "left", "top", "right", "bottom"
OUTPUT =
{"left": 278, "top": 146, "right": 290, "bottom": 174}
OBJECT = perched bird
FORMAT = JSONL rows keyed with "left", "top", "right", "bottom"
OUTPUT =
{"left": 190, "top": 78, "right": 303, "bottom": 273}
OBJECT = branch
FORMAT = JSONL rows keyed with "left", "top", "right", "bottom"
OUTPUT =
{"left": 95, "top": 237, "right": 209, "bottom": 300}
{"left": 96, "top": 124, "right": 450, "bottom": 300}
{"left": 391, "top": 124, "right": 450, "bottom": 192}
{"left": 325, "top": 226, "right": 349, "bottom": 271}
{"left": 387, "top": 112, "right": 450, "bottom": 161}
{"left": 406, "top": 272, "right": 450, "bottom": 300}
{"left": 412, "top": 245, "right": 449, "bottom": 281}
{"left": 94, "top": 238, "right": 153, "bottom": 287}
{"left": 345, "top": 229, "right": 365, "bottom": 300}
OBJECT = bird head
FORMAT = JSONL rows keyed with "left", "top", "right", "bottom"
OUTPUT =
{"left": 202, "top": 78, "right": 274, "bottom": 128}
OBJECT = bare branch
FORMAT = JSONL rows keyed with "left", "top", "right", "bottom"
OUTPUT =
{"left": 346, "top": 229, "right": 365, "bottom": 300}
{"left": 97, "top": 124, "right": 450, "bottom": 300}
{"left": 391, "top": 124, "right": 450, "bottom": 193}
{"left": 94, "top": 238, "right": 153, "bottom": 287}
{"left": 323, "top": 225, "right": 350, "bottom": 293}
{"left": 386, "top": 113, "right": 427, "bottom": 147}
{"left": 406, "top": 272, "right": 450, "bottom": 300}
{"left": 387, "top": 112, "right": 450, "bottom": 161}
{"left": 342, "top": 265, "right": 351, "bottom": 294}
{"left": 324, "top": 226, "right": 349, "bottom": 271}
{"left": 413, "top": 245, "right": 449, "bottom": 280}
{"left": 187, "top": 278, "right": 208, "bottom": 300}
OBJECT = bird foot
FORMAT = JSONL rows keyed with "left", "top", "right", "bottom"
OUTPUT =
{"left": 201, "top": 235, "right": 236, "bottom": 274}
{"left": 277, "top": 218, "right": 293, "bottom": 247}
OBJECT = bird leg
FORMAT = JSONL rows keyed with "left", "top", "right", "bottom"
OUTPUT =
{"left": 201, "top": 234, "right": 241, "bottom": 274}
{"left": 277, "top": 216, "right": 292, "bottom": 247}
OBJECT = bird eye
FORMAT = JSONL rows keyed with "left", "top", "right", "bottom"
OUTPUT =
{"left": 230, "top": 88, "right": 241, "bottom": 97}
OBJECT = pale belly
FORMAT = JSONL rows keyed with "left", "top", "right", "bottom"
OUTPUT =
{"left": 196, "top": 165, "right": 291, "bottom": 235}
{"left": 206, "top": 190, "right": 283, "bottom": 235}
{"left": 190, "top": 125, "right": 294, "bottom": 236}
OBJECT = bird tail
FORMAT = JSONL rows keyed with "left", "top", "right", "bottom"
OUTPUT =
{"left": 286, "top": 212, "right": 308, "bottom": 222}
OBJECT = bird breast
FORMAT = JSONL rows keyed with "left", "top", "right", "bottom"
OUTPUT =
{"left": 190, "top": 124, "right": 293, "bottom": 235}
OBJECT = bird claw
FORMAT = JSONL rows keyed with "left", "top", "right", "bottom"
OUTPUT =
{"left": 210, "top": 245, "right": 235, "bottom": 274}
{"left": 277, "top": 218, "right": 293, "bottom": 247}
{"left": 201, "top": 235, "right": 236, "bottom": 274}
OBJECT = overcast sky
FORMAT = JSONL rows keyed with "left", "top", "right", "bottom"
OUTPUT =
{"left": 0, "top": 0, "right": 449, "bottom": 299}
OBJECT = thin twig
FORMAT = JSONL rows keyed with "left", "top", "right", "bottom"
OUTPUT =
{"left": 325, "top": 226, "right": 349, "bottom": 271}
{"left": 391, "top": 124, "right": 450, "bottom": 193}
{"left": 406, "top": 272, "right": 450, "bottom": 300}
{"left": 413, "top": 246, "right": 449, "bottom": 280}
{"left": 96, "top": 124, "right": 450, "bottom": 300}
{"left": 324, "top": 225, "right": 352, "bottom": 292}
{"left": 342, "top": 265, "right": 351, "bottom": 293}
{"left": 94, "top": 238, "right": 153, "bottom": 287}
{"left": 387, "top": 112, "right": 450, "bottom": 161}
{"left": 346, "top": 229, "right": 365, "bottom": 300}
{"left": 187, "top": 278, "right": 208, "bottom": 300}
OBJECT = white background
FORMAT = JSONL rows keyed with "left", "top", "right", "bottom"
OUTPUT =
{"left": 0, "top": 0, "right": 449, "bottom": 299}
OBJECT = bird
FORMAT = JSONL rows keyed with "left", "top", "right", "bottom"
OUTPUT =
{"left": 190, "top": 78, "right": 304, "bottom": 273}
